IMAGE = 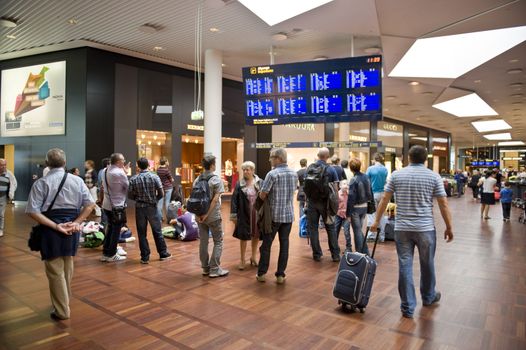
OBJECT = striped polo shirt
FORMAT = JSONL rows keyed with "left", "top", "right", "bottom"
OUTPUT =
{"left": 0, "top": 173, "right": 9, "bottom": 197}
{"left": 385, "top": 164, "right": 446, "bottom": 232}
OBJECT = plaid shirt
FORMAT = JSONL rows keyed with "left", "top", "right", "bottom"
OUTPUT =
{"left": 261, "top": 163, "right": 298, "bottom": 223}
{"left": 128, "top": 171, "right": 163, "bottom": 207}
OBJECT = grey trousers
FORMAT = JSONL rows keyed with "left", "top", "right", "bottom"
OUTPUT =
{"left": 198, "top": 218, "right": 224, "bottom": 273}
{"left": 0, "top": 195, "right": 6, "bottom": 230}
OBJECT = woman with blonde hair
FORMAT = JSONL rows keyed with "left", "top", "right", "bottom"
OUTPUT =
{"left": 230, "top": 161, "right": 262, "bottom": 270}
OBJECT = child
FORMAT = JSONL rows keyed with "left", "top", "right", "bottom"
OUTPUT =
{"left": 500, "top": 182, "right": 513, "bottom": 222}
{"left": 335, "top": 180, "right": 352, "bottom": 252}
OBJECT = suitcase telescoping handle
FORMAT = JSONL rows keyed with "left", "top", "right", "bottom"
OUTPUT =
{"left": 363, "top": 228, "right": 381, "bottom": 259}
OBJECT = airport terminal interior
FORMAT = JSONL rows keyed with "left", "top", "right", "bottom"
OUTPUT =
{"left": 0, "top": 0, "right": 525, "bottom": 349}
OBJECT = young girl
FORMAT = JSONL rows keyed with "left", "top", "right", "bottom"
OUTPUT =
{"left": 335, "top": 180, "right": 351, "bottom": 252}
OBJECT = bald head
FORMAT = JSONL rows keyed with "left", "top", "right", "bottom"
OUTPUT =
{"left": 317, "top": 148, "right": 330, "bottom": 161}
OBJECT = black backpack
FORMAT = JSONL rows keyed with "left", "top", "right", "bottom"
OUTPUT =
{"left": 304, "top": 163, "right": 330, "bottom": 200}
{"left": 186, "top": 174, "right": 216, "bottom": 216}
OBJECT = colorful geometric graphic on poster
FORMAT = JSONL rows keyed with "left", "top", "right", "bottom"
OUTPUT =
{"left": 1, "top": 61, "right": 66, "bottom": 137}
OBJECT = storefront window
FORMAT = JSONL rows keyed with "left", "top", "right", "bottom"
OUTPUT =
{"left": 432, "top": 132, "right": 449, "bottom": 173}
{"left": 378, "top": 121, "right": 403, "bottom": 173}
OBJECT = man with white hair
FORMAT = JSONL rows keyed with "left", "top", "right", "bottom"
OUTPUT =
{"left": 0, "top": 158, "right": 17, "bottom": 237}
{"left": 304, "top": 147, "right": 340, "bottom": 262}
{"left": 257, "top": 148, "right": 298, "bottom": 284}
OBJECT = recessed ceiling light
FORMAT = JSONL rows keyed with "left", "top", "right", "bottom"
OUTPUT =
{"left": 410, "top": 109, "right": 420, "bottom": 113}
{"left": 409, "top": 81, "right": 420, "bottom": 86}
{"left": 221, "top": 63, "right": 226, "bottom": 67}
{"left": 272, "top": 32, "right": 288, "bottom": 41}
{"left": 153, "top": 46, "right": 165, "bottom": 51}
{"left": 474, "top": 79, "right": 482, "bottom": 83}
{"left": 511, "top": 94, "right": 523, "bottom": 98}
{"left": 0, "top": 18, "right": 17, "bottom": 28}
{"left": 422, "top": 91, "right": 434, "bottom": 95}
{"left": 385, "top": 95, "right": 396, "bottom": 100}
{"left": 209, "top": 27, "right": 220, "bottom": 32}
{"left": 509, "top": 59, "right": 519, "bottom": 63}
{"left": 389, "top": 25, "right": 526, "bottom": 78}
{"left": 364, "top": 47, "right": 382, "bottom": 55}
{"left": 510, "top": 83, "right": 523, "bottom": 88}
{"left": 139, "top": 23, "right": 161, "bottom": 34}
{"left": 313, "top": 55, "right": 328, "bottom": 61}
{"left": 5, "top": 34, "right": 16, "bottom": 39}
{"left": 399, "top": 103, "right": 409, "bottom": 107}
{"left": 471, "top": 119, "right": 512, "bottom": 133}
{"left": 483, "top": 133, "right": 512, "bottom": 140}
{"left": 498, "top": 141, "right": 525, "bottom": 146}
{"left": 238, "top": 0, "right": 334, "bottom": 26}
{"left": 67, "top": 18, "right": 78, "bottom": 25}
{"left": 507, "top": 68, "right": 523, "bottom": 74}
{"left": 432, "top": 93, "right": 498, "bottom": 117}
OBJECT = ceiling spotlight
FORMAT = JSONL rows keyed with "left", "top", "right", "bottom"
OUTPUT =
{"left": 0, "top": 18, "right": 17, "bottom": 28}
{"left": 510, "top": 83, "right": 523, "bottom": 88}
{"left": 509, "top": 59, "right": 519, "bottom": 63}
{"left": 409, "top": 81, "right": 420, "bottom": 86}
{"left": 209, "top": 27, "right": 220, "bottom": 32}
{"left": 221, "top": 63, "right": 226, "bottom": 67}
{"left": 5, "top": 34, "right": 16, "bottom": 39}
{"left": 67, "top": 18, "right": 78, "bottom": 25}
{"left": 385, "top": 96, "right": 396, "bottom": 100}
{"left": 364, "top": 47, "right": 382, "bottom": 55}
{"left": 399, "top": 103, "right": 409, "bottom": 107}
{"left": 474, "top": 79, "right": 482, "bottom": 83}
{"left": 507, "top": 68, "right": 523, "bottom": 74}
{"left": 422, "top": 91, "right": 434, "bottom": 95}
{"left": 313, "top": 55, "right": 328, "bottom": 61}
{"left": 272, "top": 32, "right": 288, "bottom": 41}
{"left": 194, "top": 139, "right": 199, "bottom": 144}
{"left": 153, "top": 46, "right": 165, "bottom": 51}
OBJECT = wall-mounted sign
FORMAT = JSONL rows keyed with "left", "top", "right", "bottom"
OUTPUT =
{"left": 252, "top": 141, "right": 382, "bottom": 149}
{"left": 433, "top": 145, "right": 447, "bottom": 151}
{"left": 382, "top": 123, "right": 398, "bottom": 131}
{"left": 1, "top": 61, "right": 66, "bottom": 137}
{"left": 385, "top": 147, "right": 397, "bottom": 153}
{"left": 187, "top": 124, "right": 204, "bottom": 131}
{"left": 349, "top": 134, "right": 368, "bottom": 142}
{"left": 285, "top": 123, "right": 316, "bottom": 131}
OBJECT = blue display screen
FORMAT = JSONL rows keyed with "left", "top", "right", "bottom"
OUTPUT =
{"left": 246, "top": 99, "right": 274, "bottom": 117}
{"left": 245, "top": 77, "right": 273, "bottom": 95}
{"left": 347, "top": 93, "right": 380, "bottom": 112}
{"left": 346, "top": 68, "right": 380, "bottom": 89}
{"left": 310, "top": 71, "right": 342, "bottom": 91}
{"left": 278, "top": 97, "right": 307, "bottom": 115}
{"left": 242, "top": 56, "right": 382, "bottom": 125}
{"left": 277, "top": 74, "right": 306, "bottom": 93}
{"left": 311, "top": 95, "right": 342, "bottom": 114}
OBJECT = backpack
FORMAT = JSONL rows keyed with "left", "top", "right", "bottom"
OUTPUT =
{"left": 186, "top": 174, "right": 216, "bottom": 216}
{"left": 304, "top": 163, "right": 330, "bottom": 200}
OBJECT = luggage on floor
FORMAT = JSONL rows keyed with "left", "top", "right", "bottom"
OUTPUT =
{"left": 83, "top": 231, "right": 105, "bottom": 248}
{"left": 162, "top": 226, "right": 178, "bottom": 239}
{"left": 333, "top": 228, "right": 380, "bottom": 313}
{"left": 494, "top": 189, "right": 501, "bottom": 201}
{"left": 166, "top": 201, "right": 182, "bottom": 223}
{"left": 119, "top": 227, "right": 133, "bottom": 243}
{"left": 384, "top": 218, "right": 395, "bottom": 241}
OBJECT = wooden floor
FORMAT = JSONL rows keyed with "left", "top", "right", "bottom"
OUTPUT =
{"left": 1, "top": 195, "right": 525, "bottom": 350}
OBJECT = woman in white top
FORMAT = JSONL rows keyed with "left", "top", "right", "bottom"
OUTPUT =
{"left": 478, "top": 171, "right": 497, "bottom": 219}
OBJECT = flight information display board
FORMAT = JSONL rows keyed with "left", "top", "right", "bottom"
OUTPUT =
{"left": 242, "top": 56, "right": 382, "bottom": 125}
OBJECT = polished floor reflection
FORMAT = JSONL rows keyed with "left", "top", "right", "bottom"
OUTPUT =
{"left": 0, "top": 195, "right": 525, "bottom": 349}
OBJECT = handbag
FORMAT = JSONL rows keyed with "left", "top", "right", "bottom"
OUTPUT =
{"left": 28, "top": 173, "right": 68, "bottom": 251}
{"left": 104, "top": 169, "right": 127, "bottom": 225}
{"left": 367, "top": 200, "right": 376, "bottom": 214}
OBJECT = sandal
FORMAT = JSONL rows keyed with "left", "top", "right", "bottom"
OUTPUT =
{"left": 250, "top": 258, "right": 258, "bottom": 267}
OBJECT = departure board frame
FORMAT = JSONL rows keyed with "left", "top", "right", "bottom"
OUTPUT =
{"left": 242, "top": 55, "right": 382, "bottom": 125}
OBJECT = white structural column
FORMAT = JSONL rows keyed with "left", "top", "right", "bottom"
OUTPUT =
{"left": 338, "top": 123, "right": 350, "bottom": 161}
{"left": 204, "top": 49, "right": 223, "bottom": 175}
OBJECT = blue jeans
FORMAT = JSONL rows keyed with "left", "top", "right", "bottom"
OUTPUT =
{"left": 334, "top": 215, "right": 351, "bottom": 251}
{"left": 102, "top": 209, "right": 125, "bottom": 257}
{"left": 157, "top": 188, "right": 173, "bottom": 221}
{"left": 258, "top": 222, "right": 292, "bottom": 277}
{"left": 306, "top": 201, "right": 340, "bottom": 259}
{"left": 350, "top": 210, "right": 369, "bottom": 255}
{"left": 395, "top": 229, "right": 438, "bottom": 316}
{"left": 136, "top": 206, "right": 169, "bottom": 261}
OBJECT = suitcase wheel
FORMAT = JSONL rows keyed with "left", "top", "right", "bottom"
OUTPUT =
{"left": 359, "top": 308, "right": 365, "bottom": 313}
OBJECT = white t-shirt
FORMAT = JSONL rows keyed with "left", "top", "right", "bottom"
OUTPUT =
{"left": 482, "top": 177, "right": 497, "bottom": 193}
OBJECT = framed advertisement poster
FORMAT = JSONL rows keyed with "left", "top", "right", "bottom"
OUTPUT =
{"left": 1, "top": 61, "right": 66, "bottom": 137}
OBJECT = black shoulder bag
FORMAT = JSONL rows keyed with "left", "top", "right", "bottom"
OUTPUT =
{"left": 28, "top": 173, "right": 68, "bottom": 251}
{"left": 104, "top": 169, "right": 127, "bottom": 225}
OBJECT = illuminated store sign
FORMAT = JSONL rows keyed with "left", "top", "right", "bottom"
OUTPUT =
{"left": 349, "top": 134, "right": 368, "bottom": 142}
{"left": 187, "top": 124, "right": 204, "bottom": 131}
{"left": 382, "top": 123, "right": 398, "bottom": 131}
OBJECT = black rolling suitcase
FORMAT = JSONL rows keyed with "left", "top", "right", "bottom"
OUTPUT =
{"left": 333, "top": 228, "right": 380, "bottom": 313}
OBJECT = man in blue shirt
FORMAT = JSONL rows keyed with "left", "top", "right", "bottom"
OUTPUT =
{"left": 371, "top": 146, "right": 453, "bottom": 319}
{"left": 305, "top": 148, "right": 340, "bottom": 262}
{"left": 366, "top": 153, "right": 389, "bottom": 241}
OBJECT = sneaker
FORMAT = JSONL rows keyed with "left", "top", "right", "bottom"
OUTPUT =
{"left": 209, "top": 268, "right": 229, "bottom": 278}
{"left": 105, "top": 254, "right": 126, "bottom": 262}
{"left": 423, "top": 291, "right": 441, "bottom": 306}
{"left": 331, "top": 255, "right": 341, "bottom": 262}
{"left": 202, "top": 269, "right": 210, "bottom": 276}
{"left": 276, "top": 276, "right": 286, "bottom": 284}
{"left": 140, "top": 259, "right": 149, "bottom": 264}
{"left": 160, "top": 253, "right": 172, "bottom": 261}
{"left": 402, "top": 313, "right": 414, "bottom": 319}
{"left": 256, "top": 274, "right": 266, "bottom": 282}
{"left": 100, "top": 255, "right": 109, "bottom": 262}
{"left": 116, "top": 246, "right": 127, "bottom": 256}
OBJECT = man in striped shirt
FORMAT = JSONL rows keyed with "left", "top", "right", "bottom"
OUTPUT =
{"left": 371, "top": 145, "right": 453, "bottom": 319}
